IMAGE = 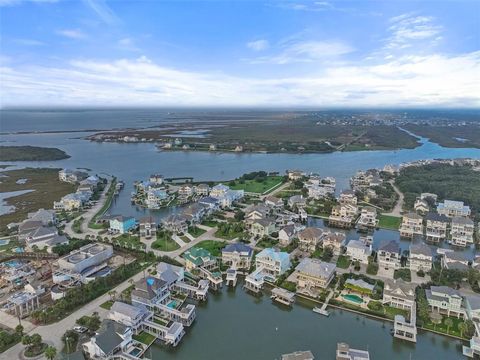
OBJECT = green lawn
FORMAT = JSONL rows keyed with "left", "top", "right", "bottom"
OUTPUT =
{"left": 181, "top": 235, "right": 191, "bottom": 243}
{"left": 201, "top": 219, "right": 219, "bottom": 227}
{"left": 194, "top": 240, "right": 227, "bottom": 257}
{"left": 257, "top": 237, "right": 278, "bottom": 248}
{"left": 336, "top": 255, "right": 351, "bottom": 269}
{"left": 133, "top": 331, "right": 156, "bottom": 345}
{"left": 229, "top": 176, "right": 283, "bottom": 194}
{"left": 152, "top": 237, "right": 180, "bottom": 251}
{"left": 377, "top": 214, "right": 402, "bottom": 230}
{"left": 100, "top": 300, "right": 114, "bottom": 310}
{"left": 384, "top": 305, "right": 409, "bottom": 320}
{"left": 422, "top": 315, "right": 469, "bottom": 339}
{"left": 188, "top": 226, "right": 206, "bottom": 237}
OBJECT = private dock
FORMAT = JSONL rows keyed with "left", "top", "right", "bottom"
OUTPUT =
{"left": 271, "top": 287, "right": 295, "bottom": 306}
{"left": 226, "top": 268, "right": 238, "bottom": 287}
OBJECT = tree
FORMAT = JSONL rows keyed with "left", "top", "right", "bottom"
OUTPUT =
{"left": 44, "top": 346, "right": 57, "bottom": 360}
{"left": 430, "top": 312, "right": 442, "bottom": 331}
{"left": 458, "top": 322, "right": 468, "bottom": 338}
{"left": 444, "top": 318, "right": 454, "bottom": 334}
{"left": 30, "top": 333, "right": 42, "bottom": 348}
{"left": 21, "top": 335, "right": 32, "bottom": 347}
{"left": 15, "top": 325, "right": 24, "bottom": 336}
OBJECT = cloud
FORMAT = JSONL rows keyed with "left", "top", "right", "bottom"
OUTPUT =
{"left": 117, "top": 37, "right": 139, "bottom": 51}
{"left": 1, "top": 51, "right": 479, "bottom": 107}
{"left": 386, "top": 13, "right": 442, "bottom": 49}
{"left": 248, "top": 39, "right": 354, "bottom": 64}
{"left": 83, "top": 0, "right": 119, "bottom": 25}
{"left": 12, "top": 38, "right": 45, "bottom": 46}
{"left": 274, "top": 1, "right": 334, "bottom": 12}
{"left": 56, "top": 29, "right": 87, "bottom": 39}
{"left": 246, "top": 39, "right": 269, "bottom": 51}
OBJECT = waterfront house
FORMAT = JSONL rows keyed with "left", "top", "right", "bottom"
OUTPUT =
{"left": 441, "top": 251, "right": 470, "bottom": 270}
{"left": 139, "top": 216, "right": 157, "bottom": 240}
{"left": 82, "top": 319, "right": 133, "bottom": 360}
{"left": 178, "top": 184, "right": 194, "bottom": 198}
{"left": 250, "top": 218, "right": 277, "bottom": 237}
{"left": 54, "top": 193, "right": 83, "bottom": 211}
{"left": 288, "top": 195, "right": 306, "bottom": 209}
{"left": 183, "top": 248, "right": 217, "bottom": 271}
{"left": 209, "top": 184, "right": 244, "bottom": 208}
{"left": 463, "top": 293, "right": 480, "bottom": 322}
{"left": 221, "top": 243, "right": 254, "bottom": 270}
{"left": 425, "top": 212, "right": 449, "bottom": 243}
{"left": 287, "top": 170, "right": 305, "bottom": 180}
{"left": 345, "top": 239, "right": 372, "bottom": 264}
{"left": 307, "top": 185, "right": 331, "bottom": 200}
{"left": 329, "top": 204, "right": 357, "bottom": 229}
{"left": 377, "top": 240, "right": 401, "bottom": 274}
{"left": 339, "top": 190, "right": 357, "bottom": 206}
{"left": 210, "top": 183, "right": 230, "bottom": 198}
{"left": 234, "top": 145, "right": 243, "bottom": 152}
{"left": 437, "top": 200, "right": 471, "bottom": 218}
{"left": 109, "top": 215, "right": 137, "bottom": 234}
{"left": 409, "top": 243, "right": 433, "bottom": 272}
{"left": 295, "top": 258, "right": 336, "bottom": 291}
{"left": 25, "top": 226, "right": 68, "bottom": 252}
{"left": 336, "top": 342, "right": 370, "bottom": 360}
{"left": 146, "top": 188, "right": 168, "bottom": 209}
{"left": 297, "top": 227, "right": 324, "bottom": 253}
{"left": 161, "top": 214, "right": 188, "bottom": 234}
{"left": 195, "top": 183, "right": 210, "bottom": 196}
{"left": 279, "top": 224, "right": 297, "bottom": 246}
{"left": 183, "top": 203, "right": 207, "bottom": 224}
{"left": 157, "top": 262, "right": 209, "bottom": 301}
{"left": 322, "top": 231, "right": 346, "bottom": 255}
{"left": 109, "top": 301, "right": 148, "bottom": 331}
{"left": 399, "top": 212, "right": 423, "bottom": 238}
{"left": 255, "top": 248, "right": 291, "bottom": 278}
{"left": 414, "top": 197, "right": 430, "bottom": 214}
{"left": 58, "top": 168, "right": 88, "bottom": 184}
{"left": 282, "top": 350, "right": 315, "bottom": 360}
{"left": 344, "top": 278, "right": 375, "bottom": 294}
{"left": 356, "top": 206, "right": 378, "bottom": 231}
{"left": 149, "top": 174, "right": 164, "bottom": 185}
{"left": 27, "top": 208, "right": 56, "bottom": 226}
{"left": 198, "top": 196, "right": 220, "bottom": 211}
{"left": 382, "top": 279, "right": 415, "bottom": 310}
{"left": 426, "top": 286, "right": 465, "bottom": 318}
{"left": 450, "top": 216, "right": 475, "bottom": 247}
{"left": 265, "top": 195, "right": 283, "bottom": 208}
{"left": 350, "top": 169, "right": 382, "bottom": 190}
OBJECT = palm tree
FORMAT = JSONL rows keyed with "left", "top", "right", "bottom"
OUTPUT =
{"left": 15, "top": 324, "right": 24, "bottom": 336}
{"left": 444, "top": 318, "right": 454, "bottom": 334}
{"left": 44, "top": 346, "right": 57, "bottom": 360}
{"left": 458, "top": 322, "right": 468, "bottom": 338}
{"left": 21, "top": 335, "right": 32, "bottom": 348}
{"left": 430, "top": 311, "right": 442, "bottom": 330}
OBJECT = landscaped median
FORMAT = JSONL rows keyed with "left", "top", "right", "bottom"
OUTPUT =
{"left": 88, "top": 177, "right": 117, "bottom": 229}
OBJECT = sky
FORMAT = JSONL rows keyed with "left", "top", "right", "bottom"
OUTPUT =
{"left": 0, "top": 0, "right": 479, "bottom": 108}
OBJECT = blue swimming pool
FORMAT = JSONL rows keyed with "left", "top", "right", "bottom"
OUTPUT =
{"left": 0, "top": 239, "right": 10, "bottom": 246}
{"left": 5, "top": 260, "right": 21, "bottom": 268}
{"left": 167, "top": 300, "right": 178, "bottom": 309}
{"left": 130, "top": 348, "right": 141, "bottom": 356}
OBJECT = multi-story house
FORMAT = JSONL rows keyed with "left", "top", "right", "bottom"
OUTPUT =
{"left": 139, "top": 216, "right": 157, "bottom": 240}
{"left": 295, "top": 258, "right": 336, "bottom": 291}
{"left": 356, "top": 206, "right": 378, "bottom": 231}
{"left": 441, "top": 251, "right": 469, "bottom": 271}
{"left": 255, "top": 248, "right": 291, "bottom": 278}
{"left": 339, "top": 190, "right": 357, "bottom": 206}
{"left": 382, "top": 279, "right": 415, "bottom": 310}
{"left": 409, "top": 243, "right": 433, "bottom": 272}
{"left": 426, "top": 286, "right": 465, "bottom": 318}
{"left": 450, "top": 216, "right": 475, "bottom": 247}
{"left": 109, "top": 215, "right": 137, "bottom": 234}
{"left": 182, "top": 248, "right": 217, "bottom": 271}
{"left": 221, "top": 243, "right": 253, "bottom": 270}
{"left": 194, "top": 184, "right": 210, "bottom": 196}
{"left": 399, "top": 212, "right": 423, "bottom": 238}
{"left": 250, "top": 218, "right": 276, "bottom": 237}
{"left": 425, "top": 212, "right": 449, "bottom": 243}
{"left": 108, "top": 301, "right": 148, "bottom": 332}
{"left": 279, "top": 224, "right": 297, "bottom": 246}
{"left": 377, "top": 240, "right": 401, "bottom": 273}
{"left": 345, "top": 239, "right": 372, "bottom": 264}
{"left": 413, "top": 197, "right": 430, "bottom": 214}
{"left": 322, "top": 232, "right": 346, "bottom": 255}
{"left": 82, "top": 319, "right": 133, "bottom": 359}
{"left": 329, "top": 204, "right": 357, "bottom": 229}
{"left": 437, "top": 200, "right": 471, "bottom": 218}
{"left": 264, "top": 195, "right": 284, "bottom": 208}
{"left": 297, "top": 227, "right": 324, "bottom": 253}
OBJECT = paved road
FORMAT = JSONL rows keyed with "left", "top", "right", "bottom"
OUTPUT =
{"left": 1, "top": 264, "right": 155, "bottom": 360}
{"left": 383, "top": 180, "right": 404, "bottom": 217}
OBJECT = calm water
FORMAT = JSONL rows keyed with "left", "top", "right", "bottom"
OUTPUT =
{"left": 151, "top": 281, "right": 463, "bottom": 359}
{"left": 0, "top": 109, "right": 479, "bottom": 359}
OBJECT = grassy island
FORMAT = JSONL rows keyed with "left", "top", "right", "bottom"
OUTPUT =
{"left": 0, "top": 145, "right": 70, "bottom": 161}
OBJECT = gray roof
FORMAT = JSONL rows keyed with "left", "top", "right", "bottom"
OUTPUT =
{"left": 403, "top": 212, "right": 422, "bottom": 220}
{"left": 451, "top": 216, "right": 474, "bottom": 225}
{"left": 281, "top": 351, "right": 314, "bottom": 360}
{"left": 110, "top": 301, "right": 145, "bottom": 319}
{"left": 280, "top": 225, "right": 296, "bottom": 237}
{"left": 444, "top": 251, "right": 469, "bottom": 262}
{"left": 425, "top": 212, "right": 449, "bottom": 223}
{"left": 95, "top": 320, "right": 126, "bottom": 355}
{"left": 463, "top": 293, "right": 480, "bottom": 311}
{"left": 378, "top": 240, "right": 400, "bottom": 254}
{"left": 409, "top": 243, "right": 432, "bottom": 257}
{"left": 222, "top": 243, "right": 253, "bottom": 256}
{"left": 428, "top": 286, "right": 462, "bottom": 299}
{"left": 347, "top": 239, "right": 369, "bottom": 251}
{"left": 157, "top": 262, "right": 183, "bottom": 284}
{"left": 296, "top": 258, "right": 336, "bottom": 279}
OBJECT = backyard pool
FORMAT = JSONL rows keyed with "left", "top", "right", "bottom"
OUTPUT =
{"left": 342, "top": 294, "right": 364, "bottom": 304}
{"left": 129, "top": 348, "right": 141, "bottom": 357}
{"left": 0, "top": 239, "right": 10, "bottom": 246}
{"left": 167, "top": 300, "right": 178, "bottom": 309}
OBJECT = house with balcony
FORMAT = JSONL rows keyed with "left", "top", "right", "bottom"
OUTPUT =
{"left": 222, "top": 243, "right": 253, "bottom": 270}
{"left": 413, "top": 197, "right": 430, "bottom": 214}
{"left": 345, "top": 239, "right": 372, "bottom": 264}
{"left": 288, "top": 195, "right": 306, "bottom": 209}
{"left": 182, "top": 248, "right": 217, "bottom": 271}
{"left": 109, "top": 215, "right": 137, "bottom": 234}
{"left": 322, "top": 232, "right": 346, "bottom": 255}
{"left": 425, "top": 212, "right": 449, "bottom": 243}
{"left": 426, "top": 286, "right": 465, "bottom": 318}
{"left": 297, "top": 227, "right": 324, "bottom": 253}
{"left": 437, "top": 200, "right": 471, "bottom": 218}
{"left": 328, "top": 204, "right": 357, "bottom": 229}
{"left": 250, "top": 218, "right": 276, "bottom": 237}
{"left": 336, "top": 342, "right": 370, "bottom": 360}
{"left": 295, "top": 258, "right": 336, "bottom": 292}
{"left": 162, "top": 214, "right": 188, "bottom": 234}
{"left": 255, "top": 248, "right": 291, "bottom": 278}
{"left": 339, "top": 190, "right": 357, "bottom": 206}
{"left": 383, "top": 279, "right": 415, "bottom": 310}
{"left": 441, "top": 251, "right": 470, "bottom": 271}
{"left": 139, "top": 216, "right": 157, "bottom": 240}
{"left": 409, "top": 243, "right": 433, "bottom": 272}
{"left": 279, "top": 224, "right": 297, "bottom": 246}
{"left": 377, "top": 240, "right": 401, "bottom": 275}
{"left": 195, "top": 183, "right": 210, "bottom": 196}
{"left": 450, "top": 216, "right": 475, "bottom": 247}
{"left": 265, "top": 195, "right": 284, "bottom": 208}
{"left": 356, "top": 206, "right": 378, "bottom": 231}
{"left": 108, "top": 301, "right": 148, "bottom": 332}
{"left": 82, "top": 319, "right": 133, "bottom": 359}
{"left": 399, "top": 212, "right": 423, "bottom": 238}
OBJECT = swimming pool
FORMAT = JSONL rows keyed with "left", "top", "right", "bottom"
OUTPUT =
{"left": 5, "top": 260, "right": 21, "bottom": 268}
{"left": 167, "top": 300, "right": 178, "bottom": 309}
{"left": 342, "top": 294, "right": 364, "bottom": 304}
{"left": 0, "top": 239, "right": 10, "bottom": 246}
{"left": 129, "top": 348, "right": 141, "bottom": 356}
{"left": 14, "top": 247, "right": 24, "bottom": 253}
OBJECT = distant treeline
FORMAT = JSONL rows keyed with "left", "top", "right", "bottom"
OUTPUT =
{"left": 0, "top": 146, "right": 70, "bottom": 161}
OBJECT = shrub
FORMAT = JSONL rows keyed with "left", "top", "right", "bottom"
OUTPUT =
{"left": 417, "top": 270, "right": 425, "bottom": 277}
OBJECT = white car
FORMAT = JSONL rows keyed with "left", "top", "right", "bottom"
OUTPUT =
{"left": 73, "top": 326, "right": 87, "bottom": 333}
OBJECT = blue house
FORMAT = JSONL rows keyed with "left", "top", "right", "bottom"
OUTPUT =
{"left": 109, "top": 215, "right": 137, "bottom": 234}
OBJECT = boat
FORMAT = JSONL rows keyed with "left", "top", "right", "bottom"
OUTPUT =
{"left": 313, "top": 307, "right": 329, "bottom": 316}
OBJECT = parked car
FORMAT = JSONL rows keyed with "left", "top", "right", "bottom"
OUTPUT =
{"left": 73, "top": 326, "right": 87, "bottom": 333}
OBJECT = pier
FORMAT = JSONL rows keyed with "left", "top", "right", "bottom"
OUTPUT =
{"left": 197, "top": 267, "right": 223, "bottom": 290}
{"left": 226, "top": 268, "right": 238, "bottom": 287}
{"left": 271, "top": 287, "right": 295, "bottom": 306}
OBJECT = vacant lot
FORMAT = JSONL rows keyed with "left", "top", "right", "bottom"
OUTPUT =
{"left": 0, "top": 145, "right": 70, "bottom": 161}
{"left": 229, "top": 176, "right": 283, "bottom": 194}
{"left": 377, "top": 214, "right": 401, "bottom": 230}
{"left": 0, "top": 168, "right": 75, "bottom": 231}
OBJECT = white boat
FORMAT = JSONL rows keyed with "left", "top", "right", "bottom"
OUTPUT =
{"left": 313, "top": 307, "right": 330, "bottom": 316}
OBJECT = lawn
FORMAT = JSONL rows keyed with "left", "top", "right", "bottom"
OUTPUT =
{"left": 152, "top": 236, "right": 180, "bottom": 251}
{"left": 422, "top": 315, "right": 469, "bottom": 339}
{"left": 229, "top": 176, "right": 283, "bottom": 194}
{"left": 180, "top": 235, "right": 191, "bottom": 243}
{"left": 133, "top": 331, "right": 156, "bottom": 345}
{"left": 201, "top": 219, "right": 219, "bottom": 227}
{"left": 188, "top": 226, "right": 206, "bottom": 237}
{"left": 384, "top": 305, "right": 409, "bottom": 320}
{"left": 336, "top": 255, "right": 351, "bottom": 269}
{"left": 257, "top": 237, "right": 278, "bottom": 248}
{"left": 194, "top": 240, "right": 227, "bottom": 256}
{"left": 0, "top": 168, "right": 76, "bottom": 232}
{"left": 112, "top": 234, "right": 145, "bottom": 251}
{"left": 394, "top": 269, "right": 411, "bottom": 282}
{"left": 100, "top": 300, "right": 114, "bottom": 310}
{"left": 377, "top": 214, "right": 402, "bottom": 230}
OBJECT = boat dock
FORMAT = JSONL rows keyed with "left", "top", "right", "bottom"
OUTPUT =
{"left": 313, "top": 288, "right": 335, "bottom": 316}
{"left": 271, "top": 287, "right": 295, "bottom": 306}
{"left": 226, "top": 268, "right": 238, "bottom": 287}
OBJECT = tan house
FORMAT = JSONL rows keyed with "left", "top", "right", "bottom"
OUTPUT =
{"left": 356, "top": 206, "right": 378, "bottom": 230}
{"left": 450, "top": 216, "right": 475, "bottom": 247}
{"left": 383, "top": 279, "right": 415, "bottom": 310}
{"left": 328, "top": 204, "right": 357, "bottom": 229}
{"left": 409, "top": 243, "right": 433, "bottom": 272}
{"left": 250, "top": 218, "right": 276, "bottom": 237}
{"left": 295, "top": 258, "right": 336, "bottom": 291}
{"left": 297, "top": 227, "right": 324, "bottom": 253}
{"left": 425, "top": 212, "right": 449, "bottom": 243}
{"left": 322, "top": 232, "right": 346, "bottom": 255}
{"left": 339, "top": 190, "right": 357, "bottom": 206}
{"left": 399, "top": 212, "right": 423, "bottom": 238}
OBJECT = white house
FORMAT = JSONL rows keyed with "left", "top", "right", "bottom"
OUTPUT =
{"left": 409, "top": 243, "right": 433, "bottom": 272}
{"left": 346, "top": 239, "right": 372, "bottom": 264}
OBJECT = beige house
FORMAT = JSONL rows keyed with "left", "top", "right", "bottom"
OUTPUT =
{"left": 399, "top": 212, "right": 423, "bottom": 238}
{"left": 339, "top": 190, "right": 357, "bottom": 206}
{"left": 329, "top": 204, "right": 357, "bottom": 229}
{"left": 250, "top": 218, "right": 276, "bottom": 237}
{"left": 377, "top": 240, "right": 401, "bottom": 273}
{"left": 297, "top": 227, "right": 324, "bottom": 253}
{"left": 279, "top": 225, "right": 297, "bottom": 246}
{"left": 409, "top": 243, "right": 432, "bottom": 272}
{"left": 346, "top": 240, "right": 372, "bottom": 264}
{"left": 296, "top": 258, "right": 336, "bottom": 291}
{"left": 356, "top": 206, "right": 378, "bottom": 230}
{"left": 322, "top": 232, "right": 346, "bottom": 255}
{"left": 383, "top": 279, "right": 415, "bottom": 310}
{"left": 425, "top": 213, "right": 449, "bottom": 243}
{"left": 450, "top": 216, "right": 475, "bottom": 247}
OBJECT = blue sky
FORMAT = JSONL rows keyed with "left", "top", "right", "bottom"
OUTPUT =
{"left": 0, "top": 0, "right": 479, "bottom": 107}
